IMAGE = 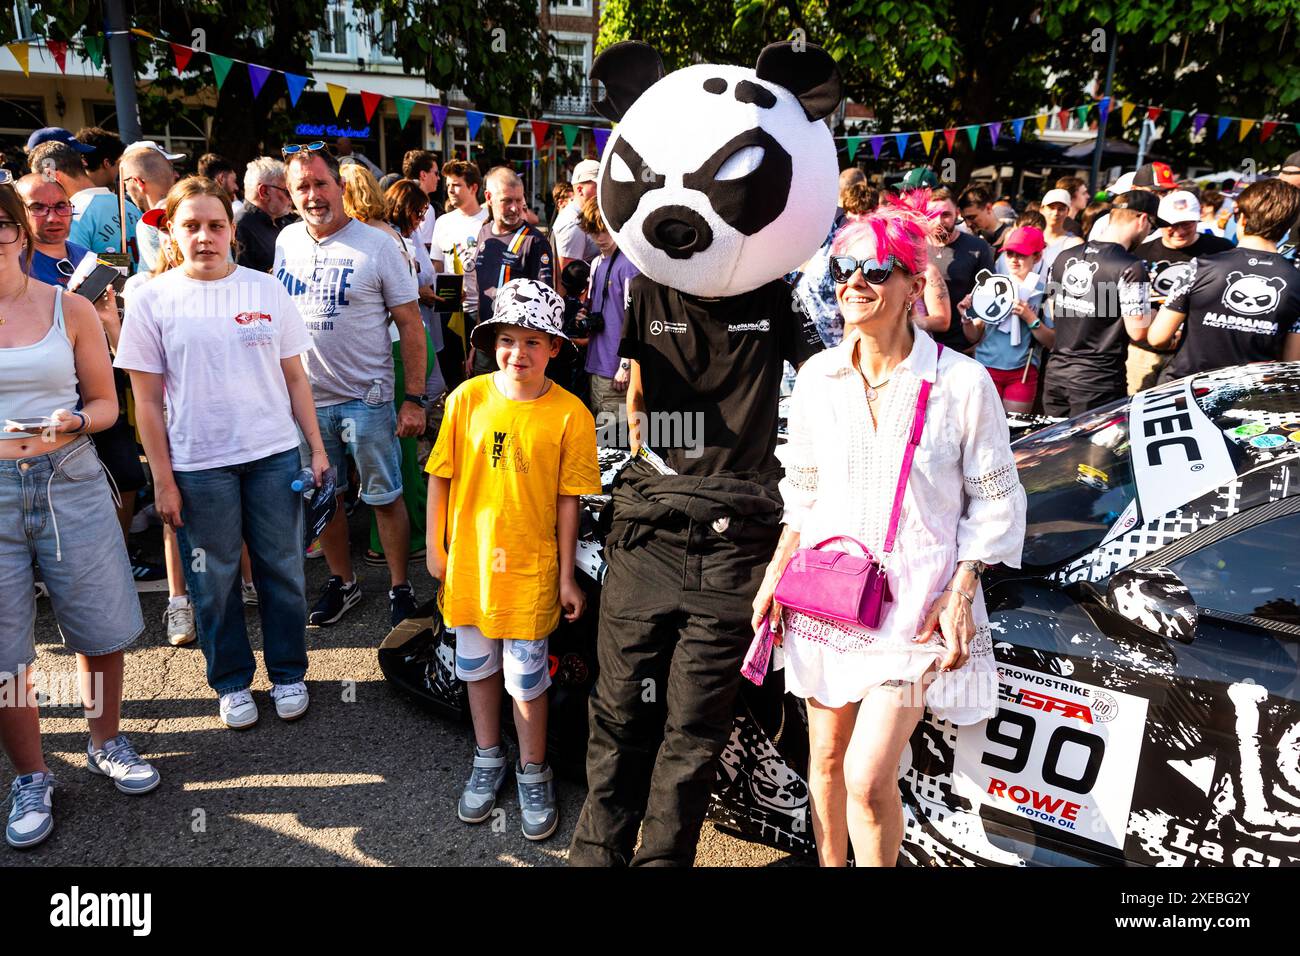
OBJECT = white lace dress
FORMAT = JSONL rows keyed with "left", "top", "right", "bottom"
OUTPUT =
{"left": 774, "top": 331, "right": 1026, "bottom": 723}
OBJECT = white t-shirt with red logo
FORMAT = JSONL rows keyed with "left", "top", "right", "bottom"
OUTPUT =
{"left": 115, "top": 265, "right": 313, "bottom": 471}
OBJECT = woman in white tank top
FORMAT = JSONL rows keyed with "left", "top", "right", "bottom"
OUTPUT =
{"left": 0, "top": 173, "right": 157, "bottom": 851}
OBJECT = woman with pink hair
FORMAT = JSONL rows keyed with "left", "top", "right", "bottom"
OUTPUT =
{"left": 752, "top": 190, "right": 1026, "bottom": 866}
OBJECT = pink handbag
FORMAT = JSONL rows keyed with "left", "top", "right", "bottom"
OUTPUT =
{"left": 770, "top": 345, "right": 941, "bottom": 632}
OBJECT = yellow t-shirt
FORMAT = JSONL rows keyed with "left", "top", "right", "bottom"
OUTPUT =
{"left": 426, "top": 374, "right": 602, "bottom": 640}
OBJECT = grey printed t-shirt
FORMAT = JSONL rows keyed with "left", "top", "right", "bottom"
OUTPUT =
{"left": 273, "top": 217, "right": 418, "bottom": 406}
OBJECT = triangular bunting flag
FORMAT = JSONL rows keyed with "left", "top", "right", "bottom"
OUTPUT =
{"left": 943, "top": 128, "right": 957, "bottom": 152}
{"left": 498, "top": 116, "right": 518, "bottom": 145}
{"left": 919, "top": 129, "right": 935, "bottom": 154}
{"left": 247, "top": 64, "right": 272, "bottom": 99}
{"left": 894, "top": 132, "right": 910, "bottom": 157}
{"left": 428, "top": 104, "right": 448, "bottom": 134}
{"left": 394, "top": 97, "right": 414, "bottom": 129}
{"left": 1034, "top": 114, "right": 1047, "bottom": 134}
{"left": 1075, "top": 105, "right": 1090, "bottom": 128}
{"left": 964, "top": 125, "right": 979, "bottom": 149}
{"left": 1120, "top": 101, "right": 1136, "bottom": 125}
{"left": 1169, "top": 109, "right": 1185, "bottom": 134}
{"left": 83, "top": 36, "right": 103, "bottom": 68}
{"left": 988, "top": 122, "right": 1001, "bottom": 147}
{"left": 1193, "top": 112, "right": 1209, "bottom": 134}
{"left": 846, "top": 136, "right": 861, "bottom": 162}
{"left": 562, "top": 124, "right": 578, "bottom": 149}
{"left": 326, "top": 83, "right": 348, "bottom": 116}
{"left": 593, "top": 128, "right": 610, "bottom": 155}
{"left": 869, "top": 136, "right": 884, "bottom": 160}
{"left": 1238, "top": 118, "right": 1255, "bottom": 141}
{"left": 1216, "top": 116, "right": 1231, "bottom": 139}
{"left": 284, "top": 73, "right": 309, "bottom": 107}
{"left": 1057, "top": 108, "right": 1069, "bottom": 130}
{"left": 1012, "top": 118, "right": 1025, "bottom": 142}
{"left": 171, "top": 42, "right": 193, "bottom": 72}
{"left": 47, "top": 40, "right": 67, "bottom": 73}
{"left": 7, "top": 42, "right": 29, "bottom": 77}
{"left": 1260, "top": 120, "right": 1278, "bottom": 143}
{"left": 209, "top": 53, "right": 234, "bottom": 91}
{"left": 1098, "top": 97, "right": 1111, "bottom": 126}
{"left": 466, "top": 111, "right": 485, "bottom": 140}
{"left": 530, "top": 121, "right": 550, "bottom": 145}
{"left": 360, "top": 91, "right": 382, "bottom": 123}
{"left": 1147, "top": 106, "right": 1163, "bottom": 122}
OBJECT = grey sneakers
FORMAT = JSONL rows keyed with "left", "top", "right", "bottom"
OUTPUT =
{"left": 516, "top": 762, "right": 559, "bottom": 841}
{"left": 6, "top": 771, "right": 54, "bottom": 849}
{"left": 86, "top": 735, "right": 161, "bottom": 795}
{"left": 457, "top": 745, "right": 509, "bottom": 824}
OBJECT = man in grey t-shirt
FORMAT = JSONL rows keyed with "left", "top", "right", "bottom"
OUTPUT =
{"left": 274, "top": 148, "right": 425, "bottom": 628}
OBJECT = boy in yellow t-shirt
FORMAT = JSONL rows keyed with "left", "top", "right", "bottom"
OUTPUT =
{"left": 426, "top": 278, "right": 601, "bottom": 841}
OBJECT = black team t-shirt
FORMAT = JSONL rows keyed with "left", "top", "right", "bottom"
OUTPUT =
{"left": 1136, "top": 233, "right": 1234, "bottom": 303}
{"left": 462, "top": 219, "right": 554, "bottom": 322}
{"left": 1161, "top": 246, "right": 1300, "bottom": 381}
{"left": 1045, "top": 240, "right": 1149, "bottom": 402}
{"left": 619, "top": 276, "right": 823, "bottom": 479}
{"left": 931, "top": 231, "right": 995, "bottom": 352}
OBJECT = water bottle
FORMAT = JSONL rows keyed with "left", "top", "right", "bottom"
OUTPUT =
{"left": 364, "top": 378, "right": 383, "bottom": 405}
{"left": 290, "top": 467, "right": 316, "bottom": 495}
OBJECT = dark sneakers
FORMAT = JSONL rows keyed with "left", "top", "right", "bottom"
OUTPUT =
{"left": 308, "top": 576, "right": 362, "bottom": 627}
{"left": 389, "top": 583, "right": 418, "bottom": 626}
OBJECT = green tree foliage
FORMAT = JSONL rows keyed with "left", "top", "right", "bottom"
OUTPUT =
{"left": 599, "top": 0, "right": 1300, "bottom": 167}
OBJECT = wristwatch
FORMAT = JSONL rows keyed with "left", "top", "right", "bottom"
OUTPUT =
{"left": 403, "top": 393, "right": 428, "bottom": 408}
{"left": 960, "top": 560, "right": 988, "bottom": 578}
{"left": 619, "top": 360, "right": 631, "bottom": 371}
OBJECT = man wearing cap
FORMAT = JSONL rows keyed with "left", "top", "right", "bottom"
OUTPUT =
{"left": 1088, "top": 163, "right": 1175, "bottom": 241}
{"left": 1130, "top": 189, "right": 1234, "bottom": 391}
{"left": 1043, "top": 190, "right": 1157, "bottom": 416}
{"left": 463, "top": 166, "right": 554, "bottom": 377}
{"left": 27, "top": 135, "right": 142, "bottom": 268}
{"left": 553, "top": 159, "right": 600, "bottom": 273}
{"left": 902, "top": 166, "right": 941, "bottom": 190}
{"left": 1148, "top": 178, "right": 1300, "bottom": 380}
{"left": 121, "top": 142, "right": 182, "bottom": 274}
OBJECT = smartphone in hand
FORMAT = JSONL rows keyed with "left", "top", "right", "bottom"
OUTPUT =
{"left": 4, "top": 417, "right": 55, "bottom": 433}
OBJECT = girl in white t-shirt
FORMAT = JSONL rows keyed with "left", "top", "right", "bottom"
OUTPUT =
{"left": 115, "top": 177, "right": 331, "bottom": 730}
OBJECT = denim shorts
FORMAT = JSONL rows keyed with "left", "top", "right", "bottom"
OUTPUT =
{"left": 0, "top": 436, "right": 144, "bottom": 677}
{"left": 301, "top": 399, "right": 403, "bottom": 505}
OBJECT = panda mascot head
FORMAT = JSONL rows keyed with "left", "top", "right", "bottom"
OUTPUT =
{"left": 590, "top": 40, "right": 841, "bottom": 298}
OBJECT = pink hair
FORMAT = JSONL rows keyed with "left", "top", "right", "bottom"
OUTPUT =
{"left": 830, "top": 187, "right": 939, "bottom": 275}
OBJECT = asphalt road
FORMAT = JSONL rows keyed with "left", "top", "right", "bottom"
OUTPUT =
{"left": 6, "top": 514, "right": 802, "bottom": 868}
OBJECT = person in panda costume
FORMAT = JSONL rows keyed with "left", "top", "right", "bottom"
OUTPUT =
{"left": 567, "top": 40, "right": 837, "bottom": 866}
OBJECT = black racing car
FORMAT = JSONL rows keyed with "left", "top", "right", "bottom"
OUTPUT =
{"left": 381, "top": 362, "right": 1300, "bottom": 866}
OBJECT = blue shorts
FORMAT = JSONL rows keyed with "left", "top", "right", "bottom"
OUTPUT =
{"left": 0, "top": 437, "right": 143, "bottom": 677}
{"left": 301, "top": 399, "right": 404, "bottom": 506}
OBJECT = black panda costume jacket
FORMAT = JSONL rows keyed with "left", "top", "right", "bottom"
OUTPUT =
{"left": 569, "top": 41, "right": 841, "bottom": 866}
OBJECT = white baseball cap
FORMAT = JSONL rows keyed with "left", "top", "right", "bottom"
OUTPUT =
{"left": 1108, "top": 171, "right": 1136, "bottom": 195}
{"left": 1157, "top": 189, "right": 1201, "bottom": 225}
{"left": 571, "top": 159, "right": 600, "bottom": 185}
{"left": 1041, "top": 188, "right": 1072, "bottom": 207}
{"left": 125, "top": 139, "right": 186, "bottom": 162}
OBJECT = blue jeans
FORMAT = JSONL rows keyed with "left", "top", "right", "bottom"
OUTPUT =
{"left": 301, "top": 399, "right": 403, "bottom": 505}
{"left": 174, "top": 447, "right": 308, "bottom": 694}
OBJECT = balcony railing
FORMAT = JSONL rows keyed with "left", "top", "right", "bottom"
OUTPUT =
{"left": 548, "top": 92, "right": 593, "bottom": 116}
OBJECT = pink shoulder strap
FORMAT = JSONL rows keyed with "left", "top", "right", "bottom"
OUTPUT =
{"left": 883, "top": 343, "right": 942, "bottom": 555}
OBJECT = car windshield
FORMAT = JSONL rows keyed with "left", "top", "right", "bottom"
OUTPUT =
{"left": 1016, "top": 400, "right": 1138, "bottom": 568}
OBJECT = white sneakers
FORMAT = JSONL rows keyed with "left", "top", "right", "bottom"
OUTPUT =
{"left": 164, "top": 600, "right": 196, "bottom": 647}
{"left": 219, "top": 690, "right": 259, "bottom": 729}
{"left": 270, "top": 682, "right": 309, "bottom": 721}
{"left": 219, "top": 684, "right": 309, "bottom": 728}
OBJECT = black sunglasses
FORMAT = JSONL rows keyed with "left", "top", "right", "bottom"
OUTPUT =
{"left": 829, "top": 254, "right": 907, "bottom": 285}
{"left": 281, "top": 141, "right": 327, "bottom": 156}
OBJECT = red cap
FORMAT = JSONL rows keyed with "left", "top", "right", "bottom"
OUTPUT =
{"left": 1133, "top": 161, "right": 1177, "bottom": 190}
{"left": 1002, "top": 225, "right": 1046, "bottom": 257}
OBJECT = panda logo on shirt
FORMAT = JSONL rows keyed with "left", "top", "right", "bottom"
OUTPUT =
{"left": 1061, "top": 258, "right": 1100, "bottom": 297}
{"left": 969, "top": 269, "right": 1016, "bottom": 322}
{"left": 1221, "top": 271, "right": 1287, "bottom": 315}
{"left": 1150, "top": 260, "right": 1193, "bottom": 298}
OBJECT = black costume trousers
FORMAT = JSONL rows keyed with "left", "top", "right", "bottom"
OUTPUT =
{"left": 569, "top": 516, "right": 776, "bottom": 866}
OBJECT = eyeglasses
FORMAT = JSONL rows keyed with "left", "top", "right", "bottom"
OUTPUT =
{"left": 0, "top": 220, "right": 22, "bottom": 244}
{"left": 281, "top": 141, "right": 327, "bottom": 156}
{"left": 25, "top": 201, "right": 74, "bottom": 218}
{"left": 263, "top": 184, "right": 292, "bottom": 197}
{"left": 829, "top": 254, "right": 907, "bottom": 285}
